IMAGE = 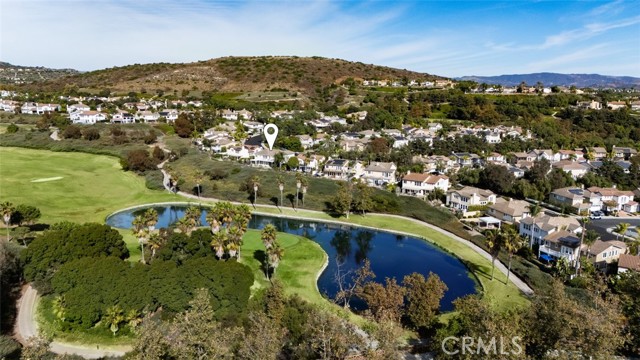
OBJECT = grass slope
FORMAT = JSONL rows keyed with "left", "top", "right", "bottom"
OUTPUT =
{"left": 0, "top": 147, "right": 177, "bottom": 224}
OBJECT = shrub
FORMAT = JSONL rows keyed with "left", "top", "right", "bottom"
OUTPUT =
{"left": 82, "top": 127, "right": 100, "bottom": 141}
{"left": 143, "top": 130, "right": 157, "bottom": 144}
{"left": 121, "top": 149, "right": 158, "bottom": 173}
{"left": 145, "top": 170, "right": 165, "bottom": 190}
{"left": 6, "top": 123, "right": 19, "bottom": 133}
{"left": 152, "top": 146, "right": 165, "bottom": 161}
{"left": 62, "top": 125, "right": 82, "bottom": 139}
{"left": 204, "top": 168, "right": 229, "bottom": 180}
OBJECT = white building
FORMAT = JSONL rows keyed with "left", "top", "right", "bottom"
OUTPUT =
{"left": 362, "top": 162, "right": 397, "bottom": 186}
{"left": 401, "top": 173, "right": 449, "bottom": 197}
{"left": 70, "top": 111, "right": 107, "bottom": 124}
{"left": 446, "top": 186, "right": 497, "bottom": 216}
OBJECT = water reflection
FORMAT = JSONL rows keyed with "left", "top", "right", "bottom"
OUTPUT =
{"left": 106, "top": 205, "right": 477, "bottom": 311}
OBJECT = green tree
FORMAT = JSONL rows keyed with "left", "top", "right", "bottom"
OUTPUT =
{"left": 332, "top": 181, "right": 353, "bottom": 218}
{"left": 237, "top": 311, "right": 285, "bottom": 360}
{"left": 13, "top": 204, "right": 41, "bottom": 226}
{"left": 614, "top": 222, "right": 630, "bottom": 240}
{"left": 287, "top": 156, "right": 300, "bottom": 170}
{"left": 103, "top": 305, "right": 125, "bottom": 336}
{"left": 354, "top": 181, "right": 374, "bottom": 216}
{"left": 233, "top": 120, "right": 247, "bottom": 142}
{"left": 261, "top": 224, "right": 278, "bottom": 280}
{"left": 358, "top": 277, "right": 406, "bottom": 322}
{"left": 267, "top": 243, "right": 284, "bottom": 280}
{"left": 403, "top": 272, "right": 447, "bottom": 330}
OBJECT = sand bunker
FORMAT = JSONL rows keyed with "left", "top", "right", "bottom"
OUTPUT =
{"left": 31, "top": 176, "right": 64, "bottom": 183}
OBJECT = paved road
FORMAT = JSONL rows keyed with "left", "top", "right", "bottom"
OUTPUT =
{"left": 587, "top": 218, "right": 640, "bottom": 240}
{"left": 15, "top": 285, "right": 130, "bottom": 358}
{"left": 158, "top": 163, "right": 534, "bottom": 296}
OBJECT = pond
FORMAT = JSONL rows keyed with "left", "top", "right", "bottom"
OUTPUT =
{"left": 106, "top": 205, "right": 478, "bottom": 311}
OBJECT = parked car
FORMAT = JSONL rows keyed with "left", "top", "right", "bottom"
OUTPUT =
{"left": 590, "top": 211, "right": 603, "bottom": 220}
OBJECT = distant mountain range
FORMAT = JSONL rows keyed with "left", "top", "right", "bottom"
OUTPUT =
{"left": 0, "top": 62, "right": 80, "bottom": 84}
{"left": 457, "top": 72, "right": 640, "bottom": 88}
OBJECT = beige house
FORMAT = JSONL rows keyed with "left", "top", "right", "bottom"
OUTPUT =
{"left": 362, "top": 162, "right": 397, "bottom": 186}
{"left": 401, "top": 173, "right": 450, "bottom": 197}
{"left": 583, "top": 240, "right": 627, "bottom": 271}
{"left": 446, "top": 186, "right": 496, "bottom": 216}
{"left": 485, "top": 198, "right": 531, "bottom": 224}
{"left": 618, "top": 254, "right": 640, "bottom": 273}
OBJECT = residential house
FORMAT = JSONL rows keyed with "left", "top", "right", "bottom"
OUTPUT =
{"left": 137, "top": 111, "right": 160, "bottom": 123}
{"left": 631, "top": 101, "right": 640, "bottom": 111}
{"left": 0, "top": 100, "right": 18, "bottom": 112}
{"left": 446, "top": 186, "right": 497, "bottom": 216}
{"left": 158, "top": 109, "right": 179, "bottom": 122}
{"left": 392, "top": 136, "right": 409, "bottom": 148}
{"left": 296, "top": 154, "right": 325, "bottom": 173}
{"left": 583, "top": 240, "right": 627, "bottom": 271}
{"left": 618, "top": 254, "right": 640, "bottom": 273}
{"left": 486, "top": 153, "right": 506, "bottom": 164}
{"left": 243, "top": 121, "right": 264, "bottom": 134}
{"left": 401, "top": 173, "right": 450, "bottom": 197}
{"left": 549, "top": 187, "right": 592, "bottom": 214}
{"left": 323, "top": 159, "right": 363, "bottom": 180}
{"left": 539, "top": 230, "right": 582, "bottom": 266}
{"left": 577, "top": 100, "right": 602, "bottom": 110}
{"left": 251, "top": 149, "right": 294, "bottom": 168}
{"left": 511, "top": 152, "right": 536, "bottom": 163}
{"left": 451, "top": 152, "right": 481, "bottom": 167}
{"left": 587, "top": 186, "right": 636, "bottom": 213}
{"left": 20, "top": 102, "right": 37, "bottom": 114}
{"left": 552, "top": 161, "right": 590, "bottom": 179}
{"left": 485, "top": 198, "right": 531, "bottom": 224}
{"left": 519, "top": 214, "right": 582, "bottom": 250}
{"left": 339, "top": 138, "right": 368, "bottom": 152}
{"left": 111, "top": 111, "right": 135, "bottom": 124}
{"left": 67, "top": 103, "right": 90, "bottom": 114}
{"left": 612, "top": 146, "right": 637, "bottom": 160}
{"left": 70, "top": 111, "right": 107, "bottom": 124}
{"left": 484, "top": 130, "right": 501, "bottom": 144}
{"left": 591, "top": 147, "right": 608, "bottom": 160}
{"left": 297, "top": 135, "right": 315, "bottom": 149}
{"left": 225, "top": 146, "right": 250, "bottom": 160}
{"left": 362, "top": 162, "right": 397, "bottom": 186}
{"left": 607, "top": 101, "right": 627, "bottom": 110}
{"left": 36, "top": 103, "right": 60, "bottom": 114}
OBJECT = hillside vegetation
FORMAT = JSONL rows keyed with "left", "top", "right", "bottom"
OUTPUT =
{"left": 13, "top": 56, "right": 442, "bottom": 96}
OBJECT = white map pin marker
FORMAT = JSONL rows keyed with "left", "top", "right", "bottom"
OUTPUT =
{"left": 263, "top": 124, "right": 279, "bottom": 150}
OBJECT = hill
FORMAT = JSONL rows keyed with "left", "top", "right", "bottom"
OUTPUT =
{"left": 0, "top": 62, "right": 80, "bottom": 84}
{"left": 13, "top": 56, "right": 442, "bottom": 96}
{"left": 457, "top": 72, "right": 640, "bottom": 88}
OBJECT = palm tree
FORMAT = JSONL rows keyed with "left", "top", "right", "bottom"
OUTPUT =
{"left": 301, "top": 177, "right": 309, "bottom": 208}
{"left": 125, "top": 309, "right": 142, "bottom": 330}
{"left": 211, "top": 230, "right": 227, "bottom": 259}
{"left": 485, "top": 229, "right": 502, "bottom": 281}
{"left": 104, "top": 305, "right": 124, "bottom": 336}
{"left": 614, "top": 222, "right": 630, "bottom": 240}
{"left": 261, "top": 224, "right": 277, "bottom": 250}
{"left": 267, "top": 243, "right": 284, "bottom": 279}
{"left": 132, "top": 215, "right": 148, "bottom": 264}
{"left": 147, "top": 232, "right": 163, "bottom": 260}
{"left": 527, "top": 203, "right": 542, "bottom": 250}
{"left": 52, "top": 295, "right": 66, "bottom": 321}
{"left": 143, "top": 208, "right": 158, "bottom": 231}
{"left": 502, "top": 227, "right": 524, "bottom": 282}
{"left": 176, "top": 217, "right": 191, "bottom": 235}
{"left": 277, "top": 175, "right": 285, "bottom": 208}
{"left": 205, "top": 210, "right": 220, "bottom": 234}
{"left": 1, "top": 202, "right": 15, "bottom": 240}
{"left": 227, "top": 226, "right": 244, "bottom": 259}
{"left": 250, "top": 176, "right": 260, "bottom": 207}
{"left": 184, "top": 206, "right": 202, "bottom": 233}
{"left": 261, "top": 224, "right": 277, "bottom": 280}
{"left": 295, "top": 173, "right": 303, "bottom": 209}
{"left": 630, "top": 233, "right": 640, "bottom": 256}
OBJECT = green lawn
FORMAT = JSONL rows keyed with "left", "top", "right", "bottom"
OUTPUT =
{"left": 0, "top": 147, "right": 179, "bottom": 224}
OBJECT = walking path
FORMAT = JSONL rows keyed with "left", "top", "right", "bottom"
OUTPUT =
{"left": 15, "top": 285, "right": 130, "bottom": 358}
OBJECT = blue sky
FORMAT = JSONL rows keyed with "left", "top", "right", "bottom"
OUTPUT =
{"left": 1, "top": 0, "right": 639, "bottom": 77}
